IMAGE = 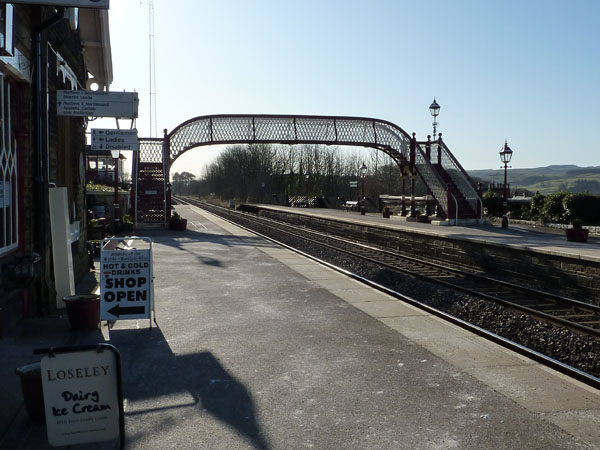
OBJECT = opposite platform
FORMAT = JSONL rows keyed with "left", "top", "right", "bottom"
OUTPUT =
{"left": 250, "top": 203, "right": 600, "bottom": 263}
{"left": 246, "top": 204, "right": 600, "bottom": 299}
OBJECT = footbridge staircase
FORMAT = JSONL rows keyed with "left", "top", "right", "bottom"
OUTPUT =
{"left": 133, "top": 114, "right": 481, "bottom": 225}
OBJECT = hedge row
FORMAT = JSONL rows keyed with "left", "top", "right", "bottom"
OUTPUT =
{"left": 483, "top": 191, "right": 600, "bottom": 225}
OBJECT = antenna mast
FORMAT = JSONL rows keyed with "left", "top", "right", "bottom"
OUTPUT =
{"left": 145, "top": 0, "right": 157, "bottom": 137}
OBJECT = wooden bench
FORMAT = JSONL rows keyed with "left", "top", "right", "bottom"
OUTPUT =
{"left": 343, "top": 201, "right": 358, "bottom": 211}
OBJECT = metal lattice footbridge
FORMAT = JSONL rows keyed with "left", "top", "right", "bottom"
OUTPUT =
{"left": 134, "top": 114, "right": 482, "bottom": 224}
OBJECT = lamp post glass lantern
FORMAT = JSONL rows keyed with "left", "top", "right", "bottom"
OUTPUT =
{"left": 499, "top": 140, "right": 513, "bottom": 228}
{"left": 429, "top": 98, "right": 440, "bottom": 141}
{"left": 360, "top": 162, "right": 367, "bottom": 214}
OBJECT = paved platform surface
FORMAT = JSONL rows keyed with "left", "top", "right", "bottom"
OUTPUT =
{"left": 253, "top": 204, "right": 600, "bottom": 263}
{"left": 1, "top": 204, "right": 599, "bottom": 449}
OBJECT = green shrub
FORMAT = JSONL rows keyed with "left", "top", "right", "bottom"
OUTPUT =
{"left": 571, "top": 218, "right": 583, "bottom": 229}
{"left": 529, "top": 192, "right": 545, "bottom": 221}
{"left": 540, "top": 192, "right": 569, "bottom": 223}
{"left": 483, "top": 191, "right": 503, "bottom": 217}
{"left": 563, "top": 193, "right": 600, "bottom": 225}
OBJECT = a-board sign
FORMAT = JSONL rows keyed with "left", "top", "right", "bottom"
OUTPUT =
{"left": 91, "top": 128, "right": 139, "bottom": 151}
{"left": 100, "top": 238, "right": 153, "bottom": 322}
{"left": 39, "top": 344, "right": 123, "bottom": 448}
{"left": 57, "top": 90, "right": 139, "bottom": 118}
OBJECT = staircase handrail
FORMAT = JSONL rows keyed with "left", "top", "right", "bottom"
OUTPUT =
{"left": 419, "top": 138, "right": 482, "bottom": 219}
{"left": 413, "top": 146, "right": 450, "bottom": 216}
{"left": 451, "top": 193, "right": 458, "bottom": 225}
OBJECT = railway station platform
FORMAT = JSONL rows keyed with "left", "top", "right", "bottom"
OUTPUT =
{"left": 1, "top": 203, "right": 599, "bottom": 449}
{"left": 246, "top": 204, "right": 600, "bottom": 299}
{"left": 249, "top": 203, "right": 600, "bottom": 262}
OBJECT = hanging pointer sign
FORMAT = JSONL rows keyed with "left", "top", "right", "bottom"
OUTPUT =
{"left": 100, "top": 238, "right": 154, "bottom": 323}
{"left": 91, "top": 129, "right": 139, "bottom": 151}
{"left": 57, "top": 90, "right": 138, "bottom": 118}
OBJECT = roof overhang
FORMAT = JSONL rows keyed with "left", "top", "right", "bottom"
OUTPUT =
{"left": 79, "top": 8, "right": 112, "bottom": 90}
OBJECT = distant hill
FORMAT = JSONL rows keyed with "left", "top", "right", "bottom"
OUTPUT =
{"left": 468, "top": 165, "right": 600, "bottom": 195}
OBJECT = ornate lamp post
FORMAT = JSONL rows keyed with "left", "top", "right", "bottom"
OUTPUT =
{"left": 360, "top": 162, "right": 367, "bottom": 215}
{"left": 429, "top": 98, "right": 440, "bottom": 141}
{"left": 499, "top": 140, "right": 513, "bottom": 229}
{"left": 110, "top": 149, "right": 121, "bottom": 231}
{"left": 305, "top": 169, "right": 310, "bottom": 207}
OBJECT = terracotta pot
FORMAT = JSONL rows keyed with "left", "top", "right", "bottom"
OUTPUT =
{"left": 15, "top": 362, "right": 45, "bottom": 423}
{"left": 121, "top": 223, "right": 134, "bottom": 233}
{"left": 169, "top": 218, "right": 187, "bottom": 230}
{"left": 88, "top": 226, "right": 105, "bottom": 240}
{"left": 565, "top": 228, "right": 589, "bottom": 243}
{"left": 63, "top": 294, "right": 100, "bottom": 330}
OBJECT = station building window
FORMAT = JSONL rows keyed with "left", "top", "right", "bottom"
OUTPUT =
{"left": 0, "top": 73, "right": 17, "bottom": 255}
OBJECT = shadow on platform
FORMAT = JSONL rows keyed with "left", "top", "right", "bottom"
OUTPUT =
{"left": 109, "top": 326, "right": 270, "bottom": 450}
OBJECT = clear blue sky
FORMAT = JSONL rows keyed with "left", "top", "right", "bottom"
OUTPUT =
{"left": 97, "top": 0, "right": 600, "bottom": 175}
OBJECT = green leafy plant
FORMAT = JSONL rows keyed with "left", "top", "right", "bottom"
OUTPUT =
{"left": 87, "top": 219, "right": 99, "bottom": 227}
{"left": 122, "top": 213, "right": 134, "bottom": 224}
{"left": 86, "top": 181, "right": 114, "bottom": 192}
{"left": 571, "top": 218, "right": 583, "bottom": 229}
{"left": 171, "top": 211, "right": 183, "bottom": 221}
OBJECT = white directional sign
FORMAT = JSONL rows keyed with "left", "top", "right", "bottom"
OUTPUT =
{"left": 57, "top": 90, "right": 139, "bottom": 118}
{"left": 91, "top": 129, "right": 139, "bottom": 151}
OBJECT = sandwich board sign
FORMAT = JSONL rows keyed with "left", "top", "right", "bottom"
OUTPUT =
{"left": 100, "top": 237, "right": 154, "bottom": 324}
{"left": 36, "top": 344, "right": 124, "bottom": 448}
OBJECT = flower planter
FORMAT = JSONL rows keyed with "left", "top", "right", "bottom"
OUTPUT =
{"left": 169, "top": 218, "right": 187, "bottom": 231}
{"left": 121, "top": 223, "right": 134, "bottom": 233}
{"left": 15, "top": 362, "right": 45, "bottom": 423}
{"left": 87, "top": 226, "right": 105, "bottom": 241}
{"left": 63, "top": 294, "right": 100, "bottom": 330}
{"left": 565, "top": 228, "right": 589, "bottom": 243}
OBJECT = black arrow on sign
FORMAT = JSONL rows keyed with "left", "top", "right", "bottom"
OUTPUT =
{"left": 107, "top": 304, "right": 145, "bottom": 318}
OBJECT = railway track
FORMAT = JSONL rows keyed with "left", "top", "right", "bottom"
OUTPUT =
{"left": 173, "top": 196, "right": 600, "bottom": 386}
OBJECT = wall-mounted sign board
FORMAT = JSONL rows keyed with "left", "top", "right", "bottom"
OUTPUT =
{"left": 57, "top": 90, "right": 138, "bottom": 118}
{"left": 36, "top": 344, "right": 124, "bottom": 449}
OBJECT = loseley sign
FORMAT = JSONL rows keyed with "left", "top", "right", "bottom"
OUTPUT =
{"left": 38, "top": 344, "right": 124, "bottom": 448}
